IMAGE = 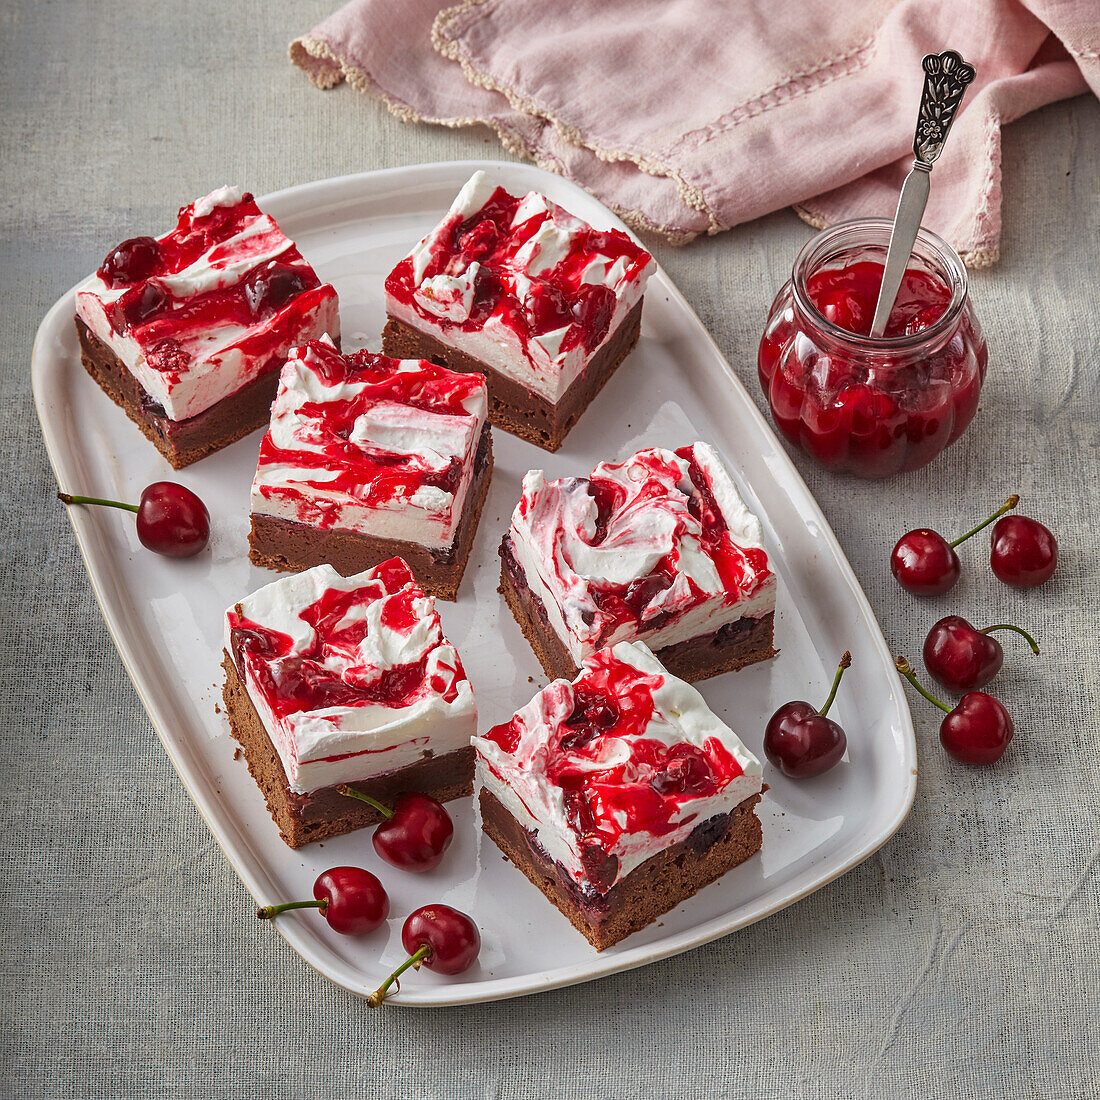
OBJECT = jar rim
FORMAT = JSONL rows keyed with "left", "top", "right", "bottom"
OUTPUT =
{"left": 790, "top": 217, "right": 969, "bottom": 351}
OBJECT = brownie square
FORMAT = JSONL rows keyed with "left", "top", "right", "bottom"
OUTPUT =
{"left": 247, "top": 339, "right": 493, "bottom": 601}
{"left": 499, "top": 442, "right": 777, "bottom": 683}
{"left": 382, "top": 171, "right": 653, "bottom": 452}
{"left": 473, "top": 641, "right": 764, "bottom": 950}
{"left": 222, "top": 559, "right": 477, "bottom": 849}
{"left": 74, "top": 186, "right": 339, "bottom": 468}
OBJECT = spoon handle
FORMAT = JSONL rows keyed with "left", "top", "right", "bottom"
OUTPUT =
{"left": 912, "top": 50, "right": 977, "bottom": 168}
{"left": 870, "top": 51, "right": 976, "bottom": 338}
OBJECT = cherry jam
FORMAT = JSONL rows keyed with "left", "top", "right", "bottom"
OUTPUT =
{"left": 758, "top": 220, "right": 987, "bottom": 479}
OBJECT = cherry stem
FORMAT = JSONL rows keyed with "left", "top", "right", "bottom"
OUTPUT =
{"left": 948, "top": 495, "right": 1019, "bottom": 549}
{"left": 57, "top": 491, "right": 139, "bottom": 514}
{"left": 336, "top": 784, "right": 393, "bottom": 819}
{"left": 367, "top": 944, "right": 430, "bottom": 1008}
{"left": 895, "top": 657, "right": 951, "bottom": 714}
{"left": 256, "top": 898, "right": 327, "bottom": 921}
{"left": 981, "top": 623, "right": 1040, "bottom": 655}
{"left": 818, "top": 652, "right": 852, "bottom": 718}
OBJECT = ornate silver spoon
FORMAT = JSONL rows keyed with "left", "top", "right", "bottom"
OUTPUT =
{"left": 870, "top": 50, "right": 977, "bottom": 337}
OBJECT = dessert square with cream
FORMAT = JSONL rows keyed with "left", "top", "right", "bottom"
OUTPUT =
{"left": 222, "top": 559, "right": 477, "bottom": 848}
{"left": 499, "top": 442, "right": 777, "bottom": 683}
{"left": 382, "top": 171, "right": 653, "bottom": 451}
{"left": 248, "top": 338, "right": 492, "bottom": 600}
{"left": 74, "top": 186, "right": 339, "bottom": 468}
{"left": 474, "top": 640, "right": 764, "bottom": 950}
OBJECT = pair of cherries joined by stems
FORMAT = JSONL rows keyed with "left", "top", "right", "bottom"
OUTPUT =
{"left": 58, "top": 481, "right": 210, "bottom": 558}
{"left": 891, "top": 495, "right": 1057, "bottom": 596}
{"left": 897, "top": 616, "right": 1038, "bottom": 766}
{"left": 256, "top": 787, "right": 478, "bottom": 1004}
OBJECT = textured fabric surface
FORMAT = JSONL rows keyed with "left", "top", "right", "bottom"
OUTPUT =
{"left": 291, "top": 0, "right": 1099, "bottom": 260}
{"left": 3, "top": 3, "right": 1099, "bottom": 1097}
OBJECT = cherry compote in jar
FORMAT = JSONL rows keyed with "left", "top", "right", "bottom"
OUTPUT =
{"left": 758, "top": 219, "right": 987, "bottom": 478}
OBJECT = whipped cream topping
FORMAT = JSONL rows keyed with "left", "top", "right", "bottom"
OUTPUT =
{"left": 225, "top": 559, "right": 476, "bottom": 794}
{"left": 474, "top": 641, "right": 763, "bottom": 893}
{"left": 75, "top": 187, "right": 339, "bottom": 421}
{"left": 250, "top": 338, "right": 488, "bottom": 549}
{"left": 385, "top": 171, "right": 653, "bottom": 402}
{"left": 506, "top": 443, "right": 776, "bottom": 664}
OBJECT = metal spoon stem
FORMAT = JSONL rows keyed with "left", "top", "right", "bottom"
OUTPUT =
{"left": 869, "top": 50, "right": 976, "bottom": 337}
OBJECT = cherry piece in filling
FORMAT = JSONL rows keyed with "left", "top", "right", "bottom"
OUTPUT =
{"left": 97, "top": 235, "right": 161, "bottom": 287}
{"left": 891, "top": 496, "right": 1019, "bottom": 596}
{"left": 243, "top": 263, "right": 309, "bottom": 317}
{"left": 118, "top": 281, "right": 168, "bottom": 329}
{"left": 764, "top": 652, "right": 851, "bottom": 778}
{"left": 368, "top": 904, "right": 480, "bottom": 1006}
{"left": 523, "top": 280, "right": 572, "bottom": 334}
{"left": 990, "top": 514, "right": 1058, "bottom": 588}
{"left": 896, "top": 657, "right": 1014, "bottom": 766}
{"left": 808, "top": 262, "right": 950, "bottom": 339}
{"left": 257, "top": 867, "right": 389, "bottom": 935}
{"left": 57, "top": 482, "right": 210, "bottom": 558}
{"left": 337, "top": 786, "right": 454, "bottom": 873}
{"left": 923, "top": 616, "right": 1040, "bottom": 693}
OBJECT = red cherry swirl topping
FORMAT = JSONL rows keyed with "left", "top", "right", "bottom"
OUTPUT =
{"left": 254, "top": 341, "right": 486, "bottom": 525}
{"left": 228, "top": 558, "right": 467, "bottom": 721}
{"left": 510, "top": 445, "right": 772, "bottom": 655}
{"left": 385, "top": 179, "right": 651, "bottom": 365}
{"left": 91, "top": 190, "right": 325, "bottom": 351}
{"left": 483, "top": 647, "right": 745, "bottom": 868}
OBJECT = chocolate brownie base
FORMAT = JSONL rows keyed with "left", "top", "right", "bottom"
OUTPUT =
{"left": 479, "top": 786, "right": 762, "bottom": 950}
{"left": 76, "top": 318, "right": 287, "bottom": 469}
{"left": 222, "top": 653, "right": 474, "bottom": 848}
{"left": 381, "top": 300, "right": 643, "bottom": 452}
{"left": 499, "top": 535, "right": 777, "bottom": 683}
{"left": 248, "top": 426, "right": 493, "bottom": 600}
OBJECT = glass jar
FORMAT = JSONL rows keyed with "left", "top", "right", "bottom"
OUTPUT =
{"left": 758, "top": 219, "right": 987, "bottom": 479}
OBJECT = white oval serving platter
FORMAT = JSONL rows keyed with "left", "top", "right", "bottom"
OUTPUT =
{"left": 32, "top": 160, "right": 915, "bottom": 1006}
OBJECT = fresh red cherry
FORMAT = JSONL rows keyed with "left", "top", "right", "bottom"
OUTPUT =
{"left": 923, "top": 616, "right": 1039, "bottom": 692}
{"left": 764, "top": 652, "right": 851, "bottom": 778}
{"left": 891, "top": 496, "right": 1019, "bottom": 595}
{"left": 896, "top": 657, "right": 1014, "bottom": 765}
{"left": 337, "top": 786, "right": 453, "bottom": 872}
{"left": 400, "top": 905, "right": 480, "bottom": 975}
{"left": 58, "top": 482, "right": 210, "bottom": 558}
{"left": 890, "top": 529, "right": 960, "bottom": 596}
{"left": 368, "top": 904, "right": 480, "bottom": 1006}
{"left": 134, "top": 482, "right": 210, "bottom": 556}
{"left": 97, "top": 235, "right": 161, "bottom": 287}
{"left": 256, "top": 866, "right": 389, "bottom": 935}
{"left": 990, "top": 514, "right": 1058, "bottom": 588}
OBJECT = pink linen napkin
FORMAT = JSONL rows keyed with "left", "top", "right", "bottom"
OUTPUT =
{"left": 291, "top": 0, "right": 1098, "bottom": 264}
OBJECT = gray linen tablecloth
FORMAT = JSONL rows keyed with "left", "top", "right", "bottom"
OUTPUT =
{"left": 2, "top": 4, "right": 1097, "bottom": 1097}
